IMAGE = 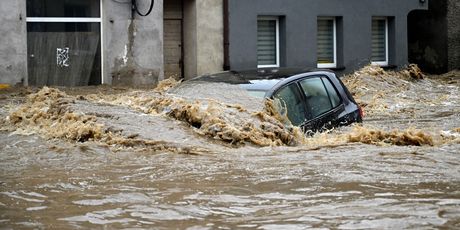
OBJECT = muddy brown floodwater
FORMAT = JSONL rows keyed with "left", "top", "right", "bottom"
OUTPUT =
{"left": 1, "top": 65, "right": 460, "bottom": 229}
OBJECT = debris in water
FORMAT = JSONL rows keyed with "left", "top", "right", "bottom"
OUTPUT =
{"left": 348, "top": 126, "right": 434, "bottom": 146}
{"left": 88, "top": 91, "right": 304, "bottom": 147}
{"left": 0, "top": 84, "right": 10, "bottom": 89}
{"left": 3, "top": 65, "right": 457, "bottom": 150}
{"left": 7, "top": 87, "right": 104, "bottom": 142}
{"left": 399, "top": 64, "right": 424, "bottom": 80}
{"left": 341, "top": 64, "right": 450, "bottom": 117}
{"left": 154, "top": 78, "right": 181, "bottom": 94}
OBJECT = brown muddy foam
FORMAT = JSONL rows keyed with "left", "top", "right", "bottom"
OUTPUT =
{"left": 7, "top": 87, "right": 104, "bottom": 142}
{"left": 84, "top": 89, "right": 304, "bottom": 147}
{"left": 3, "top": 86, "right": 305, "bottom": 148}
{"left": 296, "top": 125, "right": 435, "bottom": 149}
{"left": 4, "top": 64, "right": 454, "bottom": 150}
{"left": 347, "top": 126, "right": 434, "bottom": 146}
{"left": 154, "top": 77, "right": 182, "bottom": 94}
{"left": 82, "top": 84, "right": 437, "bottom": 148}
{"left": 342, "top": 65, "right": 424, "bottom": 116}
{"left": 3, "top": 87, "right": 214, "bottom": 154}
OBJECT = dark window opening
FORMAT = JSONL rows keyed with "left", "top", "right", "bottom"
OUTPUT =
{"left": 408, "top": 1, "right": 448, "bottom": 74}
{"left": 27, "top": 0, "right": 100, "bottom": 18}
{"left": 27, "top": 22, "right": 101, "bottom": 86}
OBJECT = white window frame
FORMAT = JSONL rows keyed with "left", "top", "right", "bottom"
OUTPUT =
{"left": 257, "top": 16, "right": 280, "bottom": 68}
{"left": 317, "top": 17, "right": 337, "bottom": 69}
{"left": 371, "top": 17, "right": 389, "bottom": 66}
{"left": 26, "top": 17, "right": 101, "bottom": 23}
{"left": 25, "top": 1, "right": 105, "bottom": 84}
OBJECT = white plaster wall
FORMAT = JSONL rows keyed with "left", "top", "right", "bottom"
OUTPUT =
{"left": 103, "top": 0, "right": 164, "bottom": 85}
{"left": 196, "top": 0, "right": 224, "bottom": 76}
{"left": 0, "top": 0, "right": 27, "bottom": 85}
{"left": 183, "top": 0, "right": 223, "bottom": 79}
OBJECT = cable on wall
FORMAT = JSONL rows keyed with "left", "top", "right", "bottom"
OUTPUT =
{"left": 132, "top": 0, "right": 154, "bottom": 17}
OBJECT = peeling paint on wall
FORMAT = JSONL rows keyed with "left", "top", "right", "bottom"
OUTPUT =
{"left": 122, "top": 45, "right": 129, "bottom": 65}
{"left": 111, "top": 19, "right": 159, "bottom": 86}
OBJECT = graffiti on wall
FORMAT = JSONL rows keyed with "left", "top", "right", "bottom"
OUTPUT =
{"left": 56, "top": 47, "right": 70, "bottom": 67}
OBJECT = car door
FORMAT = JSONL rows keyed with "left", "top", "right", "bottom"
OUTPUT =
{"left": 272, "top": 82, "right": 309, "bottom": 127}
{"left": 298, "top": 76, "right": 345, "bottom": 133}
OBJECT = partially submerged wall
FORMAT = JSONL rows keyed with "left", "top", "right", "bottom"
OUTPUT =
{"left": 196, "top": 0, "right": 223, "bottom": 77}
{"left": 228, "top": 0, "right": 428, "bottom": 73}
{"left": 0, "top": 0, "right": 164, "bottom": 87}
{"left": 183, "top": 0, "right": 223, "bottom": 79}
{"left": 104, "top": 0, "right": 164, "bottom": 86}
{"left": 0, "top": 0, "right": 27, "bottom": 86}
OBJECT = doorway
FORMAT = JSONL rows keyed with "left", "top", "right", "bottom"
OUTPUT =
{"left": 407, "top": 1, "right": 448, "bottom": 74}
{"left": 163, "top": 0, "right": 183, "bottom": 79}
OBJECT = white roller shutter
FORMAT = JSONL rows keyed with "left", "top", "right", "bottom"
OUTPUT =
{"left": 317, "top": 18, "right": 336, "bottom": 68}
{"left": 371, "top": 18, "right": 388, "bottom": 65}
{"left": 257, "top": 17, "right": 279, "bottom": 67}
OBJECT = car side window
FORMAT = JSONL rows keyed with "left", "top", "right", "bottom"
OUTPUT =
{"left": 299, "top": 77, "right": 336, "bottom": 118}
{"left": 322, "top": 77, "right": 341, "bottom": 107}
{"left": 273, "top": 84, "right": 307, "bottom": 126}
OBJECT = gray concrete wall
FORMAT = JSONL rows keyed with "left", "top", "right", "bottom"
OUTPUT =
{"left": 228, "top": 0, "right": 428, "bottom": 73}
{"left": 447, "top": 0, "right": 460, "bottom": 70}
{"left": 0, "top": 0, "right": 27, "bottom": 86}
{"left": 183, "top": 0, "right": 223, "bottom": 79}
{"left": 105, "top": 0, "right": 164, "bottom": 86}
{"left": 196, "top": 0, "right": 223, "bottom": 77}
{"left": 0, "top": 0, "right": 164, "bottom": 86}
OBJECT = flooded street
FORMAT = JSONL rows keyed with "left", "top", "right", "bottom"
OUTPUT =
{"left": 1, "top": 66, "right": 460, "bottom": 229}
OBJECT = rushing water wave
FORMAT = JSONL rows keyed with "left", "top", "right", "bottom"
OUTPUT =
{"left": 1, "top": 65, "right": 459, "bottom": 229}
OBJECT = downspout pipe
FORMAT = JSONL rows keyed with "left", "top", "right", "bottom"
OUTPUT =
{"left": 223, "top": 0, "right": 230, "bottom": 70}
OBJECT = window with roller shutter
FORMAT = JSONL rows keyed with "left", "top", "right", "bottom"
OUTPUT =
{"left": 371, "top": 17, "right": 389, "bottom": 66}
{"left": 317, "top": 17, "right": 336, "bottom": 68}
{"left": 257, "top": 17, "right": 279, "bottom": 68}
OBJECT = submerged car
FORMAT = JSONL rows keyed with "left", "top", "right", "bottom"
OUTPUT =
{"left": 181, "top": 68, "right": 363, "bottom": 133}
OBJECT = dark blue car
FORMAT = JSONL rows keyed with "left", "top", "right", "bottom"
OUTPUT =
{"left": 186, "top": 68, "right": 363, "bottom": 133}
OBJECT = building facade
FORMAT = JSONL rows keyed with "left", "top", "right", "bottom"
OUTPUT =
{"left": 408, "top": 0, "right": 460, "bottom": 73}
{"left": 4, "top": 0, "right": 459, "bottom": 87}
{"left": 0, "top": 0, "right": 223, "bottom": 87}
{"left": 225, "top": 0, "right": 428, "bottom": 73}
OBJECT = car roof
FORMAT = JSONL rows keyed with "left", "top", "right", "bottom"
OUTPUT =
{"left": 189, "top": 67, "right": 334, "bottom": 92}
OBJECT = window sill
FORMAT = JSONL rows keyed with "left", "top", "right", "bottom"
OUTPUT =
{"left": 258, "top": 65, "right": 280, "bottom": 69}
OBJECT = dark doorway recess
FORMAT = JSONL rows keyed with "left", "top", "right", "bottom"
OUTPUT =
{"left": 408, "top": 1, "right": 448, "bottom": 74}
{"left": 163, "top": 0, "right": 184, "bottom": 79}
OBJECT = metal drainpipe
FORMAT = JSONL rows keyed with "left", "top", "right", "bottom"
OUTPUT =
{"left": 223, "top": 0, "right": 230, "bottom": 70}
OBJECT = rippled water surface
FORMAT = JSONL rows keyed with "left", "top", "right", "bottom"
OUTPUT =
{"left": 1, "top": 67, "right": 460, "bottom": 229}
